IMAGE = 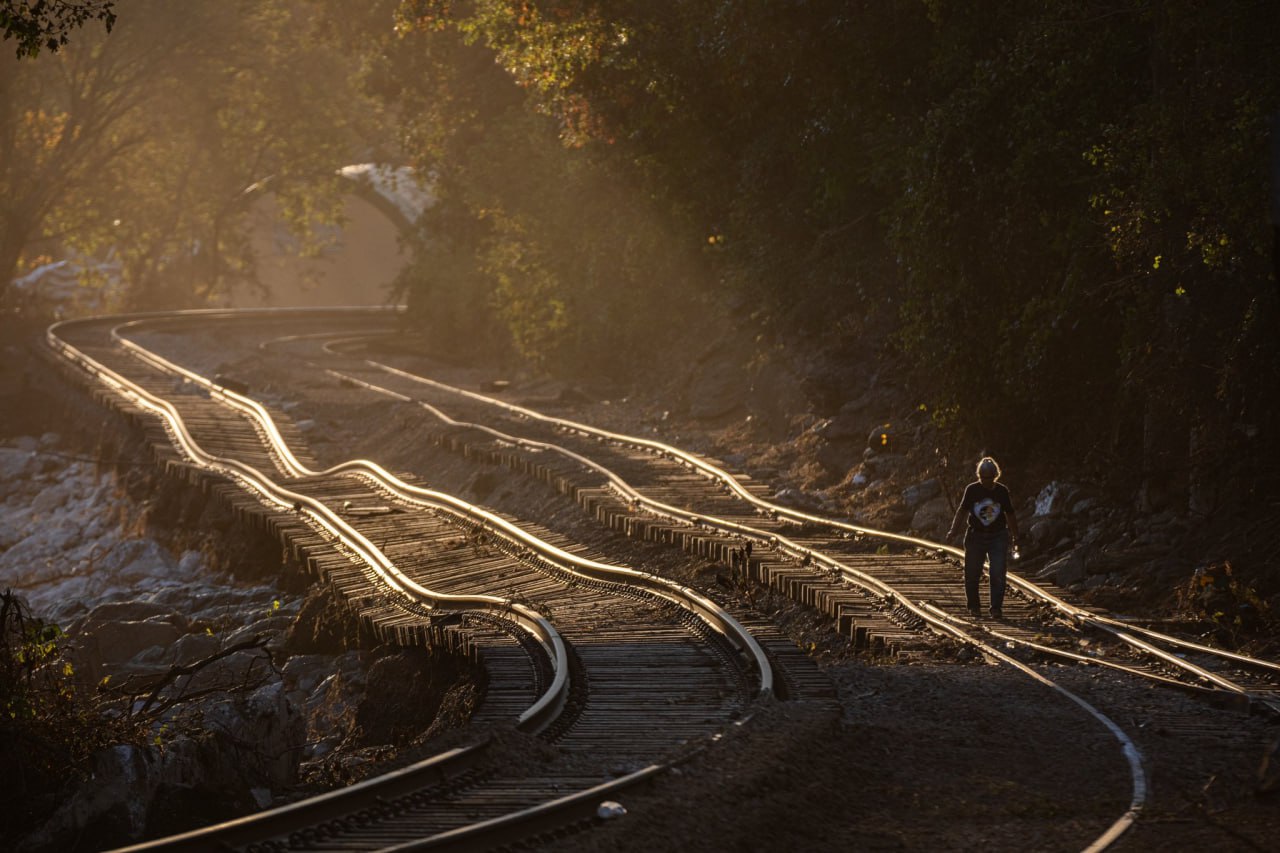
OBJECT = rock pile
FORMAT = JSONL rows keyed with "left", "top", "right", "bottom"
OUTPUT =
{"left": 1, "top": 434, "right": 472, "bottom": 851}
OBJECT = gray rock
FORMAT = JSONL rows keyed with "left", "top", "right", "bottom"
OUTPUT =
{"left": 169, "top": 632, "right": 223, "bottom": 666}
{"left": 1033, "top": 481, "right": 1076, "bottom": 516}
{"left": 185, "top": 588, "right": 285, "bottom": 627}
{"left": 910, "top": 497, "right": 952, "bottom": 536}
{"left": 1028, "top": 516, "right": 1069, "bottom": 548}
{"left": 96, "top": 538, "right": 176, "bottom": 579}
{"left": 155, "top": 734, "right": 203, "bottom": 787}
{"left": 162, "top": 587, "right": 249, "bottom": 615}
{"left": 223, "top": 614, "right": 296, "bottom": 646}
{"left": 304, "top": 652, "right": 370, "bottom": 755}
{"left": 282, "top": 653, "right": 340, "bottom": 701}
{"left": 902, "top": 478, "right": 942, "bottom": 509}
{"left": 1071, "top": 497, "right": 1099, "bottom": 515}
{"left": 29, "top": 482, "right": 71, "bottom": 514}
{"left": 17, "top": 744, "right": 156, "bottom": 852}
{"left": 177, "top": 549, "right": 205, "bottom": 575}
{"left": 24, "top": 577, "right": 96, "bottom": 621}
{"left": 198, "top": 678, "right": 303, "bottom": 790}
{"left": 78, "top": 600, "right": 184, "bottom": 629}
{"left": 188, "top": 648, "right": 276, "bottom": 693}
{"left": 1042, "top": 551, "right": 1087, "bottom": 586}
{"left": 813, "top": 412, "right": 864, "bottom": 442}
{"left": 85, "top": 619, "right": 184, "bottom": 666}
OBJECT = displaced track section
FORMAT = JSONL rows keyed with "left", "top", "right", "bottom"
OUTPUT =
{"left": 47, "top": 311, "right": 771, "bottom": 851}
{"left": 308, "top": 328, "right": 1280, "bottom": 717}
{"left": 104, "top": 309, "right": 1280, "bottom": 851}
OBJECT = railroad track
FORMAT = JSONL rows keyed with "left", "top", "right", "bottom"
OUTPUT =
{"left": 47, "top": 308, "right": 1280, "bottom": 851}
{"left": 197, "top": 312, "right": 1280, "bottom": 718}
{"left": 47, "top": 311, "right": 775, "bottom": 851}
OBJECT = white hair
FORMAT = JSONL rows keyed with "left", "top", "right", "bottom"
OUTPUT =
{"left": 976, "top": 457, "right": 1001, "bottom": 479}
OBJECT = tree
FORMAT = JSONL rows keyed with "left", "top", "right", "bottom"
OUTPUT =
{"left": 888, "top": 0, "right": 1280, "bottom": 504}
{"left": 1, "top": 0, "right": 115, "bottom": 58}
{"left": 353, "top": 0, "right": 1280, "bottom": 515}
{"left": 2, "top": 0, "right": 381, "bottom": 311}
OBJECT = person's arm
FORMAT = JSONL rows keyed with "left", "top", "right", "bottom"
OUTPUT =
{"left": 1004, "top": 488, "right": 1020, "bottom": 547}
{"left": 946, "top": 490, "right": 968, "bottom": 541}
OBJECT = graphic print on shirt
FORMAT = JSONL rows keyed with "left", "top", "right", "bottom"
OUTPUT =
{"left": 972, "top": 498, "right": 1002, "bottom": 527}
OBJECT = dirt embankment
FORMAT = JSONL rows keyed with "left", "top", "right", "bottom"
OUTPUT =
{"left": 0, "top": 344, "right": 476, "bottom": 852}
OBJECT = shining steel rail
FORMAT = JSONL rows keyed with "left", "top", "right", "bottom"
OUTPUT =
{"left": 118, "top": 310, "right": 1164, "bottom": 852}
{"left": 122, "top": 309, "right": 1280, "bottom": 852}
{"left": 333, "top": 334, "right": 1279, "bottom": 715}
{"left": 46, "top": 309, "right": 776, "bottom": 851}
{"left": 108, "top": 314, "right": 772, "bottom": 694}
{"left": 48, "top": 312, "right": 571, "bottom": 732}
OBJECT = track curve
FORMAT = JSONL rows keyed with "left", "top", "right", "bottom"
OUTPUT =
{"left": 45, "top": 307, "right": 1280, "bottom": 851}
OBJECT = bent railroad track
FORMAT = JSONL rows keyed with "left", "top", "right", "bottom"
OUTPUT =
{"left": 43, "top": 307, "right": 1280, "bottom": 852}
{"left": 188, "top": 310, "right": 1280, "bottom": 717}
{"left": 49, "top": 311, "right": 779, "bottom": 851}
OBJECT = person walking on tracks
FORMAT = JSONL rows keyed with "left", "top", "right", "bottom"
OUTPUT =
{"left": 946, "top": 456, "right": 1020, "bottom": 618}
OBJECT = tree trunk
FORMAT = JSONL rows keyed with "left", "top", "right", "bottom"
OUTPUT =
{"left": 0, "top": 219, "right": 29, "bottom": 307}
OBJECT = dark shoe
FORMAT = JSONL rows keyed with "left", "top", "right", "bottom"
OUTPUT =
{"left": 968, "top": 608, "right": 981, "bottom": 618}
{"left": 989, "top": 608, "right": 1003, "bottom": 619}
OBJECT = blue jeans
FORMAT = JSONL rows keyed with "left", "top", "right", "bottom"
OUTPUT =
{"left": 964, "top": 529, "right": 1008, "bottom": 612}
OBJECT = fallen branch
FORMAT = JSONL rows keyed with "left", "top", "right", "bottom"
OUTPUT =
{"left": 111, "top": 634, "right": 275, "bottom": 719}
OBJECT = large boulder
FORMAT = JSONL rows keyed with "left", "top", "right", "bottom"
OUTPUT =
{"left": 75, "top": 600, "right": 186, "bottom": 629}
{"left": 17, "top": 745, "right": 156, "bottom": 853}
{"left": 902, "top": 478, "right": 943, "bottom": 509}
{"left": 0, "top": 446, "right": 36, "bottom": 481}
{"left": 910, "top": 497, "right": 953, "bottom": 537}
{"left": 85, "top": 619, "right": 185, "bottom": 673}
{"left": 1040, "top": 549, "right": 1089, "bottom": 586}
{"left": 1027, "top": 515, "right": 1072, "bottom": 550}
{"left": 303, "top": 651, "right": 371, "bottom": 759}
{"left": 1033, "top": 481, "right": 1073, "bottom": 516}
{"left": 167, "top": 632, "right": 223, "bottom": 667}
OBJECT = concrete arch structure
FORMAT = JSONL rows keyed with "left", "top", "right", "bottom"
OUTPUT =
{"left": 229, "top": 165, "right": 433, "bottom": 308}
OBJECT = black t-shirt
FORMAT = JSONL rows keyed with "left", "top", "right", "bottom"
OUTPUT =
{"left": 959, "top": 481, "right": 1014, "bottom": 536}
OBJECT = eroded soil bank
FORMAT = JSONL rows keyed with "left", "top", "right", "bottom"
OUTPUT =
{"left": 0, "top": 356, "right": 478, "bottom": 852}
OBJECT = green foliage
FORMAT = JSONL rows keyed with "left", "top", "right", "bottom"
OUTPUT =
{"left": 1, "top": 590, "right": 145, "bottom": 836}
{"left": 7, "top": 1, "right": 1277, "bottom": 497}
{"left": 1177, "top": 563, "right": 1276, "bottom": 652}
{"left": 334, "top": 2, "right": 1280, "bottom": 500}
{"left": 0, "top": 0, "right": 115, "bottom": 58}
{"left": 322, "top": 1, "right": 1269, "bottom": 491}
{"left": 343, "top": 1, "right": 715, "bottom": 377}
{"left": 1, "top": 0, "right": 382, "bottom": 311}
